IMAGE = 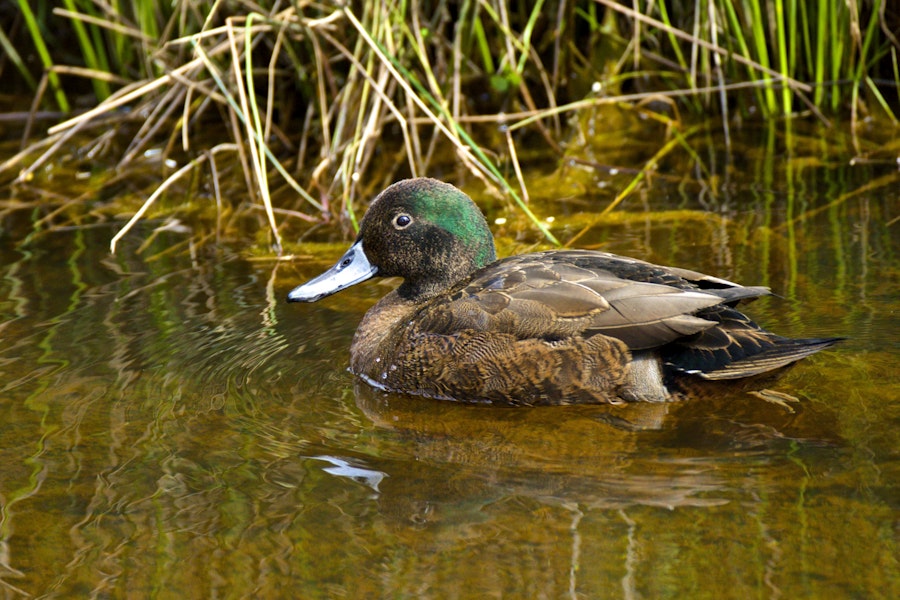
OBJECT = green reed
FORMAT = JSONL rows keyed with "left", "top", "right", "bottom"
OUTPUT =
{"left": 2, "top": 1, "right": 897, "bottom": 252}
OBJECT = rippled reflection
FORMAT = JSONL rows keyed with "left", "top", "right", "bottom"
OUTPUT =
{"left": 0, "top": 168, "right": 897, "bottom": 598}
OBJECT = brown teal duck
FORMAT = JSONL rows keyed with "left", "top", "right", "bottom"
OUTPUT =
{"left": 287, "top": 178, "right": 840, "bottom": 405}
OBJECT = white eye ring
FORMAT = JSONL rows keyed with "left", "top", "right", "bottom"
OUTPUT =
{"left": 392, "top": 213, "right": 413, "bottom": 229}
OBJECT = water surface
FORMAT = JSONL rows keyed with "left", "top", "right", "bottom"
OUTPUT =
{"left": 0, "top": 123, "right": 898, "bottom": 598}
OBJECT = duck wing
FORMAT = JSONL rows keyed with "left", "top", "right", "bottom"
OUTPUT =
{"left": 418, "top": 250, "right": 770, "bottom": 351}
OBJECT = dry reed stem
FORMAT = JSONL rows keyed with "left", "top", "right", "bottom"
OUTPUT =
{"left": 508, "top": 79, "right": 804, "bottom": 132}
{"left": 48, "top": 65, "right": 131, "bottom": 85}
{"left": 52, "top": 7, "right": 154, "bottom": 43}
{"left": 13, "top": 118, "right": 92, "bottom": 182}
{"left": 342, "top": 5, "right": 560, "bottom": 244}
{"left": 119, "top": 85, "right": 188, "bottom": 167}
{"left": 100, "top": 4, "right": 364, "bottom": 254}
{"left": 341, "top": 9, "right": 482, "bottom": 178}
{"left": 189, "top": 28, "right": 323, "bottom": 210}
{"left": 227, "top": 15, "right": 281, "bottom": 253}
{"left": 110, "top": 153, "right": 208, "bottom": 253}
{"left": 47, "top": 62, "right": 197, "bottom": 135}
{"left": 505, "top": 129, "right": 529, "bottom": 204}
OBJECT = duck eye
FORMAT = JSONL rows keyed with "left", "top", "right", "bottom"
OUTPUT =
{"left": 392, "top": 214, "right": 412, "bottom": 229}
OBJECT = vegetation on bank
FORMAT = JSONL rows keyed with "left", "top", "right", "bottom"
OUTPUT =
{"left": 1, "top": 1, "right": 898, "bottom": 252}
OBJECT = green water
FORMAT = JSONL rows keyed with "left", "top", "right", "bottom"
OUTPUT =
{"left": 0, "top": 122, "right": 898, "bottom": 598}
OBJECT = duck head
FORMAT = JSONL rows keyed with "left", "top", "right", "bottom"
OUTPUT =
{"left": 287, "top": 178, "right": 497, "bottom": 303}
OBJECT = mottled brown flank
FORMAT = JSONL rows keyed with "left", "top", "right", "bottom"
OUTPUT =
{"left": 350, "top": 289, "right": 632, "bottom": 405}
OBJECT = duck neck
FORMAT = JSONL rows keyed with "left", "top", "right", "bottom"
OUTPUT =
{"left": 398, "top": 235, "right": 495, "bottom": 302}
{"left": 396, "top": 278, "right": 454, "bottom": 302}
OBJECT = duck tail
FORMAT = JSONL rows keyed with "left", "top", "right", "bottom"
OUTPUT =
{"left": 685, "top": 336, "right": 844, "bottom": 381}
{"left": 661, "top": 302, "right": 844, "bottom": 380}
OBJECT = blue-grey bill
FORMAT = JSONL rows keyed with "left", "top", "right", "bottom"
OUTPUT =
{"left": 286, "top": 240, "right": 377, "bottom": 302}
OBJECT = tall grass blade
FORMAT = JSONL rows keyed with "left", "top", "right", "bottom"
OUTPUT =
{"left": 59, "top": 1, "right": 111, "bottom": 100}
{"left": 15, "top": 0, "right": 69, "bottom": 111}
{"left": 0, "top": 24, "right": 37, "bottom": 89}
{"left": 746, "top": 0, "right": 777, "bottom": 114}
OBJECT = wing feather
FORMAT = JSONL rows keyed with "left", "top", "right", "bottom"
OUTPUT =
{"left": 419, "top": 253, "right": 737, "bottom": 350}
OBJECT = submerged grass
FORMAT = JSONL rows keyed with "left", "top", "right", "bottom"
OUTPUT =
{"left": 0, "top": 1, "right": 898, "bottom": 253}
